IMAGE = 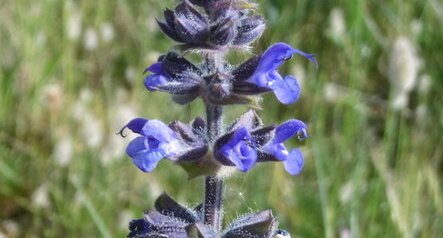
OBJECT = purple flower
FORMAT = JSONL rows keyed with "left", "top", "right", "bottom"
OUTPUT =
{"left": 215, "top": 127, "right": 258, "bottom": 172}
{"left": 232, "top": 42, "right": 317, "bottom": 104}
{"left": 262, "top": 119, "right": 308, "bottom": 175}
{"left": 123, "top": 118, "right": 180, "bottom": 172}
{"left": 121, "top": 117, "right": 210, "bottom": 174}
{"left": 212, "top": 110, "right": 308, "bottom": 175}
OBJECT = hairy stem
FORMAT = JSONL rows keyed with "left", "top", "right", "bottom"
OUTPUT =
{"left": 204, "top": 174, "right": 224, "bottom": 232}
{"left": 204, "top": 102, "right": 224, "bottom": 233}
{"left": 203, "top": 52, "right": 224, "bottom": 232}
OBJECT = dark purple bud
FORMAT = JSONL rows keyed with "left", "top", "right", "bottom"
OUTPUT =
{"left": 157, "top": 1, "right": 210, "bottom": 44}
{"left": 176, "top": 1, "right": 208, "bottom": 26}
{"left": 164, "top": 8, "right": 176, "bottom": 27}
{"left": 210, "top": 17, "right": 237, "bottom": 46}
{"left": 174, "top": 1, "right": 209, "bottom": 43}
{"left": 157, "top": 23, "right": 185, "bottom": 43}
{"left": 156, "top": 9, "right": 186, "bottom": 42}
{"left": 222, "top": 210, "right": 278, "bottom": 238}
{"left": 162, "top": 52, "right": 202, "bottom": 80}
{"left": 143, "top": 211, "right": 189, "bottom": 238}
{"left": 233, "top": 15, "right": 266, "bottom": 45}
{"left": 191, "top": 117, "right": 206, "bottom": 137}
{"left": 128, "top": 219, "right": 154, "bottom": 238}
{"left": 154, "top": 193, "right": 199, "bottom": 224}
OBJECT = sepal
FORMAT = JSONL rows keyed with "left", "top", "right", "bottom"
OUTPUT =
{"left": 233, "top": 15, "right": 266, "bottom": 46}
{"left": 232, "top": 55, "right": 260, "bottom": 81}
{"left": 222, "top": 210, "right": 279, "bottom": 238}
{"left": 158, "top": 0, "right": 264, "bottom": 50}
{"left": 144, "top": 52, "right": 203, "bottom": 102}
{"left": 128, "top": 193, "right": 199, "bottom": 238}
{"left": 210, "top": 16, "right": 237, "bottom": 46}
{"left": 154, "top": 193, "right": 199, "bottom": 223}
{"left": 157, "top": 1, "right": 209, "bottom": 43}
{"left": 128, "top": 195, "right": 289, "bottom": 238}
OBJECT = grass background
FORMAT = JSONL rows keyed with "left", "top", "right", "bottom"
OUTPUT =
{"left": 1, "top": 0, "right": 442, "bottom": 237}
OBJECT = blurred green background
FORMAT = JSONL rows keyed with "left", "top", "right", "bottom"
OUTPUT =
{"left": 1, "top": 0, "right": 442, "bottom": 237}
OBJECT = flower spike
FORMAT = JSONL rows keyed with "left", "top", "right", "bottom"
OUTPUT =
{"left": 125, "top": 0, "right": 317, "bottom": 236}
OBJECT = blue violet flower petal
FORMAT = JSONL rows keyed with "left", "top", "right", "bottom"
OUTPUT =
{"left": 274, "top": 119, "right": 307, "bottom": 144}
{"left": 247, "top": 42, "right": 317, "bottom": 104}
{"left": 219, "top": 127, "right": 257, "bottom": 172}
{"left": 125, "top": 119, "right": 181, "bottom": 173}
{"left": 283, "top": 149, "right": 304, "bottom": 175}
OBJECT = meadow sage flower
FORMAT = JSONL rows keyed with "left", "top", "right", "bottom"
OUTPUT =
{"left": 212, "top": 110, "right": 308, "bottom": 175}
{"left": 233, "top": 42, "right": 317, "bottom": 104}
{"left": 261, "top": 119, "right": 307, "bottom": 175}
{"left": 123, "top": 119, "right": 180, "bottom": 172}
{"left": 121, "top": 118, "right": 209, "bottom": 172}
{"left": 216, "top": 127, "right": 257, "bottom": 172}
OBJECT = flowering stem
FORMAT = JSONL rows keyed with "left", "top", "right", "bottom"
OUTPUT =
{"left": 204, "top": 104, "right": 224, "bottom": 232}
{"left": 204, "top": 174, "right": 224, "bottom": 232}
{"left": 206, "top": 104, "right": 223, "bottom": 142}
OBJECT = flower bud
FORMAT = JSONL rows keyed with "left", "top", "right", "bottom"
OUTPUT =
{"left": 233, "top": 15, "right": 266, "bottom": 45}
{"left": 210, "top": 17, "right": 237, "bottom": 46}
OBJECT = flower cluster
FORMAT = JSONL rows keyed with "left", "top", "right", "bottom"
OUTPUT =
{"left": 121, "top": 110, "right": 307, "bottom": 176}
{"left": 157, "top": 0, "right": 265, "bottom": 51}
{"left": 145, "top": 42, "right": 316, "bottom": 106}
{"left": 121, "top": 0, "right": 316, "bottom": 236}
{"left": 128, "top": 192, "right": 285, "bottom": 238}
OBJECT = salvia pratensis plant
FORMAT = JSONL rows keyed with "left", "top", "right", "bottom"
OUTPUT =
{"left": 120, "top": 0, "right": 317, "bottom": 237}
